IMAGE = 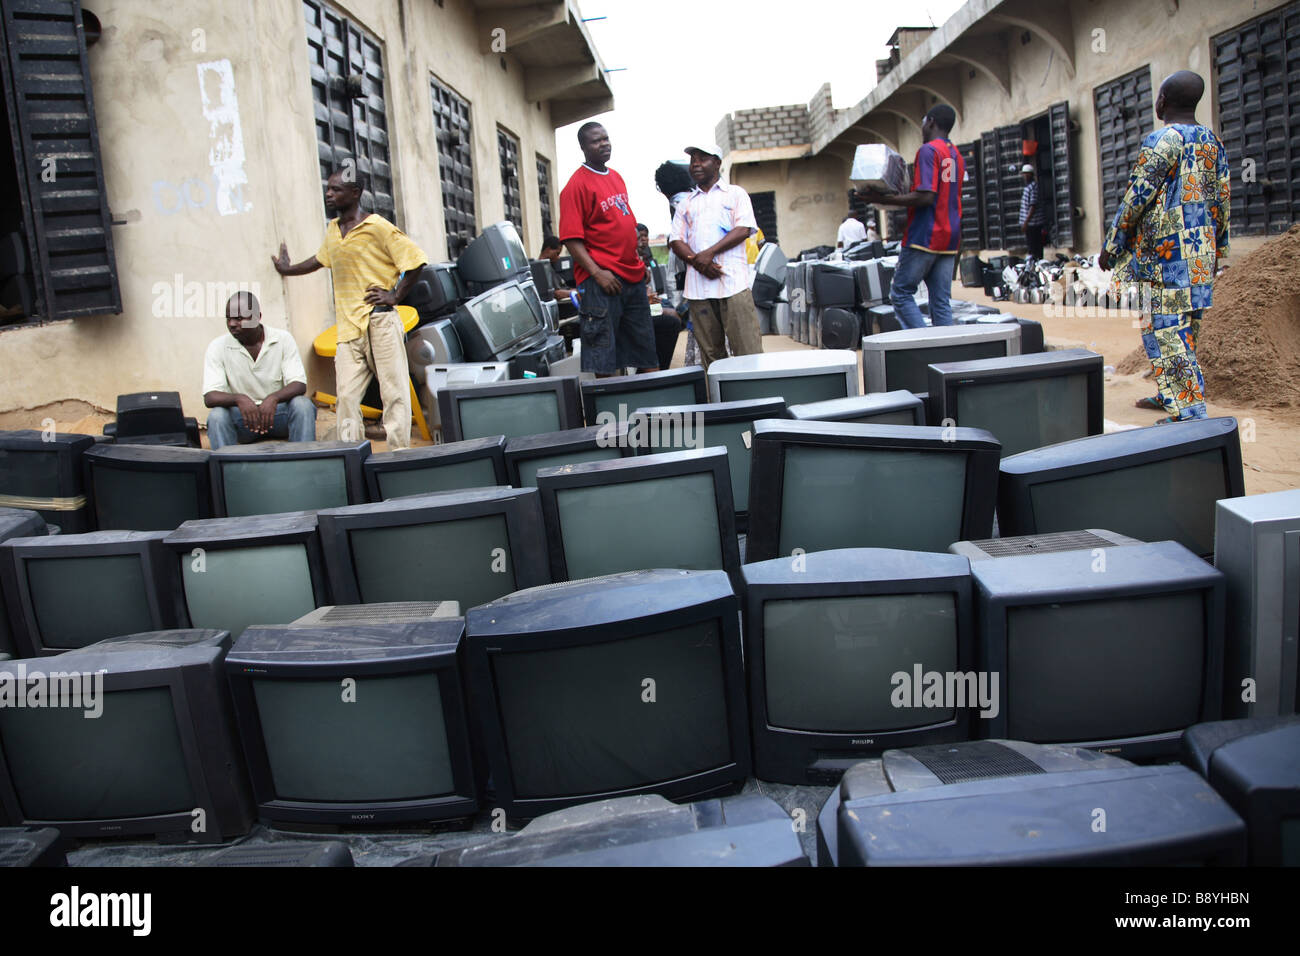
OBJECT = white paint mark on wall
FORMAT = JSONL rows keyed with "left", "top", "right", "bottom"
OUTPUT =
{"left": 196, "top": 59, "right": 250, "bottom": 216}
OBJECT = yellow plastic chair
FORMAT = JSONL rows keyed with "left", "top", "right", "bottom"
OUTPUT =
{"left": 311, "top": 304, "right": 431, "bottom": 442}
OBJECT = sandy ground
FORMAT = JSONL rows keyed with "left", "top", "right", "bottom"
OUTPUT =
{"left": 4, "top": 292, "right": 1295, "bottom": 497}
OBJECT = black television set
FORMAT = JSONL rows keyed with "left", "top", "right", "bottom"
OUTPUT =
{"left": 0, "top": 430, "right": 95, "bottom": 532}
{"left": 438, "top": 377, "right": 582, "bottom": 444}
{"left": 784, "top": 391, "right": 925, "bottom": 427}
{"left": 317, "top": 486, "right": 550, "bottom": 609}
{"left": 528, "top": 260, "right": 555, "bottom": 300}
{"left": 225, "top": 617, "right": 479, "bottom": 828}
{"left": 0, "top": 530, "right": 175, "bottom": 657}
{"left": 997, "top": 417, "right": 1245, "bottom": 559}
{"left": 0, "top": 629, "right": 255, "bottom": 842}
{"left": 462, "top": 569, "right": 751, "bottom": 821}
{"left": 751, "top": 243, "right": 788, "bottom": 310}
{"left": 745, "top": 420, "right": 1000, "bottom": 563}
{"left": 1182, "top": 715, "right": 1300, "bottom": 865}
{"left": 502, "top": 426, "right": 630, "bottom": 488}
{"left": 404, "top": 262, "right": 463, "bottom": 319}
{"left": 579, "top": 367, "right": 707, "bottom": 427}
{"left": 362, "top": 436, "right": 508, "bottom": 501}
{"left": 83, "top": 444, "right": 213, "bottom": 531}
{"left": 450, "top": 279, "right": 548, "bottom": 363}
{"left": 209, "top": 440, "right": 370, "bottom": 518}
{"left": 630, "top": 398, "right": 786, "bottom": 532}
{"left": 972, "top": 540, "right": 1225, "bottom": 760}
{"left": 928, "top": 349, "right": 1104, "bottom": 458}
{"left": 425, "top": 793, "right": 806, "bottom": 866}
{"left": 455, "top": 221, "right": 529, "bottom": 289}
{"left": 534, "top": 447, "right": 741, "bottom": 585}
{"left": 162, "top": 512, "right": 329, "bottom": 639}
{"left": 741, "top": 548, "right": 975, "bottom": 784}
{"left": 807, "top": 262, "right": 855, "bottom": 308}
{"left": 818, "top": 740, "right": 1245, "bottom": 866}
{"left": 0, "top": 509, "right": 47, "bottom": 658}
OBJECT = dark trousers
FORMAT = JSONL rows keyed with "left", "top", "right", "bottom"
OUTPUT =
{"left": 1024, "top": 223, "right": 1045, "bottom": 261}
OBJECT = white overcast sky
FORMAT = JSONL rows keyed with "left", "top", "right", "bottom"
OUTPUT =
{"left": 554, "top": 0, "right": 969, "bottom": 238}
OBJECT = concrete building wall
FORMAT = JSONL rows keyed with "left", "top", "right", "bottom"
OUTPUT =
{"left": 0, "top": 0, "right": 564, "bottom": 420}
{"left": 730, "top": 154, "right": 851, "bottom": 256}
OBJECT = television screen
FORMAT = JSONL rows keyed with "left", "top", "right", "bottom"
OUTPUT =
{"left": 210, "top": 441, "right": 369, "bottom": 518}
{"left": 462, "top": 568, "right": 750, "bottom": 819}
{"left": 0, "top": 632, "right": 254, "bottom": 841}
{"left": 0, "top": 531, "right": 173, "bottom": 656}
{"left": 84, "top": 444, "right": 212, "bottom": 531}
{"left": 226, "top": 619, "right": 477, "bottom": 826}
{"left": 466, "top": 282, "right": 545, "bottom": 353}
{"left": 317, "top": 487, "right": 550, "bottom": 609}
{"left": 861, "top": 325, "right": 1021, "bottom": 396}
{"left": 515, "top": 446, "right": 622, "bottom": 488}
{"left": 163, "top": 512, "right": 329, "bottom": 640}
{"left": 181, "top": 543, "right": 318, "bottom": 638}
{"left": 745, "top": 420, "right": 1000, "bottom": 562}
{"left": 364, "top": 437, "right": 508, "bottom": 501}
{"left": 707, "top": 352, "right": 857, "bottom": 405}
{"left": 535, "top": 448, "right": 739, "bottom": 584}
{"left": 972, "top": 540, "right": 1225, "bottom": 759}
{"left": 438, "top": 378, "right": 581, "bottom": 444}
{"left": 580, "top": 368, "right": 707, "bottom": 426}
{"left": 884, "top": 341, "right": 1008, "bottom": 394}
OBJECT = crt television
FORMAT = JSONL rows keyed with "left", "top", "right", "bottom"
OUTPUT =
{"left": 972, "top": 540, "right": 1226, "bottom": 760}
{"left": 630, "top": 398, "right": 786, "bottom": 532}
{"left": 785, "top": 391, "right": 926, "bottom": 427}
{"left": 455, "top": 221, "right": 529, "bottom": 288}
{"left": 0, "top": 509, "right": 46, "bottom": 657}
{"left": 1182, "top": 715, "right": 1300, "bottom": 866}
{"left": 502, "top": 426, "right": 630, "bottom": 488}
{"left": 997, "top": 417, "right": 1245, "bottom": 560}
{"left": 0, "top": 630, "right": 255, "bottom": 842}
{"left": 1214, "top": 488, "right": 1300, "bottom": 717}
{"left": 706, "top": 351, "right": 858, "bottom": 405}
{"left": 0, "top": 430, "right": 96, "bottom": 533}
{"left": 861, "top": 324, "right": 1022, "bottom": 398}
{"left": 534, "top": 447, "right": 741, "bottom": 586}
{"left": 579, "top": 367, "right": 707, "bottom": 427}
{"left": 437, "top": 376, "right": 582, "bottom": 444}
{"left": 0, "top": 530, "right": 175, "bottom": 657}
{"left": 209, "top": 440, "right": 370, "bottom": 518}
{"left": 741, "top": 548, "right": 976, "bottom": 784}
{"left": 745, "top": 419, "right": 1001, "bottom": 562}
{"left": 821, "top": 740, "right": 1245, "bottom": 867}
{"left": 225, "top": 618, "right": 479, "bottom": 827}
{"left": 162, "top": 512, "right": 330, "bottom": 639}
{"left": 83, "top": 443, "right": 213, "bottom": 531}
{"left": 450, "top": 279, "right": 548, "bottom": 363}
{"left": 928, "top": 349, "right": 1105, "bottom": 457}
{"left": 462, "top": 569, "right": 751, "bottom": 821}
{"left": 317, "top": 486, "right": 550, "bottom": 610}
{"left": 362, "top": 436, "right": 508, "bottom": 501}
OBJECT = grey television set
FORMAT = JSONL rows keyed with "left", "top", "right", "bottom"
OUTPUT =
{"left": 706, "top": 351, "right": 858, "bottom": 405}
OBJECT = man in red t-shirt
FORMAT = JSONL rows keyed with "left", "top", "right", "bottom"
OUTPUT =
{"left": 558, "top": 122, "right": 659, "bottom": 377}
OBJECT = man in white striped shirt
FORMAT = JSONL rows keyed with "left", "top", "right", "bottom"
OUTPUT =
{"left": 668, "top": 143, "right": 762, "bottom": 368}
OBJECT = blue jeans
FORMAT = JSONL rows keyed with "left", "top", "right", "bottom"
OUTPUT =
{"left": 890, "top": 246, "right": 956, "bottom": 328}
{"left": 207, "top": 395, "right": 316, "bottom": 449}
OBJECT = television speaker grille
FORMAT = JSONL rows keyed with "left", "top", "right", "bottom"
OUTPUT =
{"left": 908, "top": 741, "right": 1046, "bottom": 785}
{"left": 972, "top": 530, "right": 1124, "bottom": 558}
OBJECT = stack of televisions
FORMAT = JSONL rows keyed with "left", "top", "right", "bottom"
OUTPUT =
{"left": 0, "top": 347, "right": 1296, "bottom": 867}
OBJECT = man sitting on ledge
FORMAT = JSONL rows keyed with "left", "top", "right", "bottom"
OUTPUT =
{"left": 203, "top": 291, "right": 315, "bottom": 449}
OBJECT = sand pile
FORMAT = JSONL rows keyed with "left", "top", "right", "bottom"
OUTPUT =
{"left": 1116, "top": 225, "right": 1300, "bottom": 412}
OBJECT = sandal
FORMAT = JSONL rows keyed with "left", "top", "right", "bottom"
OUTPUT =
{"left": 1155, "top": 416, "right": 1180, "bottom": 425}
{"left": 1135, "top": 396, "right": 1164, "bottom": 411}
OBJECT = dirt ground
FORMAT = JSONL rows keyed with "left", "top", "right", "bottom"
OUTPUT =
{"left": 4, "top": 291, "right": 1295, "bottom": 498}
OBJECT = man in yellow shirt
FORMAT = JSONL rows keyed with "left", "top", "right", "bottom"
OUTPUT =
{"left": 272, "top": 167, "right": 427, "bottom": 448}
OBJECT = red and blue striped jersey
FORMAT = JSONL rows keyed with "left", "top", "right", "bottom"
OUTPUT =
{"left": 903, "top": 139, "right": 964, "bottom": 253}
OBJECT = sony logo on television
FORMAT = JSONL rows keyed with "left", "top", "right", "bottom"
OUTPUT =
{"left": 850, "top": 739, "right": 875, "bottom": 746}
{"left": 351, "top": 813, "right": 376, "bottom": 820}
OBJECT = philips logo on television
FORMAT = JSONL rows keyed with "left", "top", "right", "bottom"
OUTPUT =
{"left": 0, "top": 665, "right": 107, "bottom": 719}
{"left": 890, "top": 664, "right": 1000, "bottom": 719}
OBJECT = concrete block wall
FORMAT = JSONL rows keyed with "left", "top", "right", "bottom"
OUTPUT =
{"left": 723, "top": 103, "right": 811, "bottom": 152}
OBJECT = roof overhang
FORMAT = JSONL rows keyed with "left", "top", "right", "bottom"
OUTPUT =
{"left": 469, "top": 0, "right": 614, "bottom": 127}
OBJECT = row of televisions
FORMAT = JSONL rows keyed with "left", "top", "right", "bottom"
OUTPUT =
{"left": 0, "top": 540, "right": 1294, "bottom": 866}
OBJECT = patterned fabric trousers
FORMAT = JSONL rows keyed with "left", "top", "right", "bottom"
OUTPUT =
{"left": 1141, "top": 308, "right": 1206, "bottom": 420}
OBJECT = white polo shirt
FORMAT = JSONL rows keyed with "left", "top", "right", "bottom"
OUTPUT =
{"left": 669, "top": 180, "right": 757, "bottom": 300}
{"left": 202, "top": 325, "right": 307, "bottom": 402}
{"left": 837, "top": 218, "right": 868, "bottom": 247}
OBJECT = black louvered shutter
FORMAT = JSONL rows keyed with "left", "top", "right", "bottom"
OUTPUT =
{"left": 956, "top": 141, "right": 982, "bottom": 249}
{"left": 752, "top": 191, "right": 778, "bottom": 244}
{"left": 1094, "top": 67, "right": 1153, "bottom": 233}
{"left": 430, "top": 75, "right": 475, "bottom": 258}
{"left": 536, "top": 156, "right": 553, "bottom": 237}
{"left": 979, "top": 129, "right": 1005, "bottom": 250}
{"left": 498, "top": 128, "right": 521, "bottom": 231}
{"left": 1046, "top": 101, "right": 1076, "bottom": 249}
{"left": 1214, "top": 2, "right": 1300, "bottom": 236}
{"left": 0, "top": 0, "right": 120, "bottom": 319}
{"left": 996, "top": 123, "right": 1023, "bottom": 244}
